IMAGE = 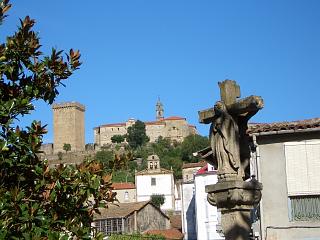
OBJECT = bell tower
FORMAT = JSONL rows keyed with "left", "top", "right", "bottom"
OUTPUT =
{"left": 156, "top": 98, "right": 164, "bottom": 121}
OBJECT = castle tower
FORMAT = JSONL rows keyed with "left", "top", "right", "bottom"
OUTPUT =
{"left": 156, "top": 98, "right": 164, "bottom": 121}
{"left": 52, "top": 102, "right": 85, "bottom": 153}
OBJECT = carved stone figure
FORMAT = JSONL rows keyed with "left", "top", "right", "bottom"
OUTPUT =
{"left": 209, "top": 101, "right": 242, "bottom": 181}
{"left": 198, "top": 80, "right": 264, "bottom": 240}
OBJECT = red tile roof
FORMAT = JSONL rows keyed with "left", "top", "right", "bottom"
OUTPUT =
{"left": 170, "top": 215, "right": 182, "bottom": 230}
{"left": 100, "top": 123, "right": 126, "bottom": 127}
{"left": 182, "top": 161, "right": 206, "bottom": 169}
{"left": 162, "top": 116, "right": 186, "bottom": 121}
{"left": 196, "top": 164, "right": 208, "bottom": 174}
{"left": 95, "top": 201, "right": 150, "bottom": 219}
{"left": 248, "top": 118, "right": 320, "bottom": 134}
{"left": 145, "top": 228, "right": 184, "bottom": 240}
{"left": 145, "top": 121, "right": 165, "bottom": 125}
{"left": 111, "top": 182, "right": 135, "bottom": 190}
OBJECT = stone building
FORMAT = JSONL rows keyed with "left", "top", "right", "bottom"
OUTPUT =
{"left": 93, "top": 201, "right": 170, "bottom": 236}
{"left": 52, "top": 102, "right": 85, "bottom": 153}
{"left": 93, "top": 100, "right": 197, "bottom": 146}
{"left": 111, "top": 182, "right": 136, "bottom": 203}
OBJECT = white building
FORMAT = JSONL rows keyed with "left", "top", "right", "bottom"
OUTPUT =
{"left": 194, "top": 164, "right": 223, "bottom": 240}
{"left": 181, "top": 162, "right": 206, "bottom": 240}
{"left": 135, "top": 154, "right": 175, "bottom": 211}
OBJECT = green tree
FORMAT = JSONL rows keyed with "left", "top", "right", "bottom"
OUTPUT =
{"left": 150, "top": 194, "right": 165, "bottom": 208}
{"left": 0, "top": 2, "right": 114, "bottom": 239}
{"left": 63, "top": 143, "right": 71, "bottom": 153}
{"left": 126, "top": 120, "right": 149, "bottom": 149}
{"left": 180, "top": 134, "right": 209, "bottom": 162}
{"left": 95, "top": 149, "right": 114, "bottom": 168}
{"left": 111, "top": 134, "right": 125, "bottom": 143}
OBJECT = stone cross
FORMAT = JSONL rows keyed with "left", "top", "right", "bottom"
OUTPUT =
{"left": 198, "top": 79, "right": 264, "bottom": 181}
{"left": 198, "top": 79, "right": 264, "bottom": 240}
{"left": 199, "top": 80, "right": 264, "bottom": 124}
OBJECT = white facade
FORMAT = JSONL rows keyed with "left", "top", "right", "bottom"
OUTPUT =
{"left": 136, "top": 173, "right": 175, "bottom": 210}
{"left": 194, "top": 166, "right": 223, "bottom": 240}
{"left": 181, "top": 163, "right": 224, "bottom": 240}
{"left": 181, "top": 182, "right": 197, "bottom": 240}
{"left": 135, "top": 155, "right": 175, "bottom": 211}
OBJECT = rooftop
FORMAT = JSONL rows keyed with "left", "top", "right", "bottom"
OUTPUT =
{"left": 95, "top": 201, "right": 149, "bottom": 219}
{"left": 248, "top": 118, "right": 320, "bottom": 135}
{"left": 111, "top": 182, "right": 135, "bottom": 190}
{"left": 182, "top": 161, "right": 206, "bottom": 169}
{"left": 136, "top": 168, "right": 173, "bottom": 176}
{"left": 145, "top": 228, "right": 184, "bottom": 240}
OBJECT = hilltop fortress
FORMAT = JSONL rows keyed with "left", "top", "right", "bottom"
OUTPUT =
{"left": 48, "top": 99, "right": 197, "bottom": 154}
{"left": 93, "top": 99, "right": 197, "bottom": 146}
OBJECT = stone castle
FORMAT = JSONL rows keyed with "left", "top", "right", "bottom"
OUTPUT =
{"left": 47, "top": 99, "right": 196, "bottom": 154}
{"left": 93, "top": 99, "right": 197, "bottom": 146}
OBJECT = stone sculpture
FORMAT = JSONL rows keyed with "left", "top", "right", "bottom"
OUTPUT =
{"left": 198, "top": 80, "right": 263, "bottom": 240}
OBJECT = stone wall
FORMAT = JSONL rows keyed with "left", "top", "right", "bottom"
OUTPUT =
{"left": 94, "top": 117, "right": 197, "bottom": 146}
{"left": 136, "top": 204, "right": 170, "bottom": 232}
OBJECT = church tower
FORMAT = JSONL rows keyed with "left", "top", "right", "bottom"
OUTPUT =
{"left": 156, "top": 98, "right": 164, "bottom": 121}
{"left": 147, "top": 154, "right": 161, "bottom": 172}
{"left": 52, "top": 102, "right": 85, "bottom": 153}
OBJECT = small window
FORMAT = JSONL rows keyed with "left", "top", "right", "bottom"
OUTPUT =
{"left": 154, "top": 162, "right": 158, "bottom": 169}
{"left": 150, "top": 162, "right": 153, "bottom": 169}
{"left": 124, "top": 191, "right": 129, "bottom": 201}
{"left": 289, "top": 195, "right": 320, "bottom": 221}
{"left": 151, "top": 177, "right": 156, "bottom": 186}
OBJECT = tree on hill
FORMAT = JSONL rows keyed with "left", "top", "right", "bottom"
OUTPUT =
{"left": 180, "top": 134, "right": 209, "bottom": 162}
{"left": 0, "top": 2, "right": 114, "bottom": 239}
{"left": 111, "top": 134, "right": 125, "bottom": 143}
{"left": 126, "top": 120, "right": 149, "bottom": 149}
{"left": 63, "top": 143, "right": 71, "bottom": 153}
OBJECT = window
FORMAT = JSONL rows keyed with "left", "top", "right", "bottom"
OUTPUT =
{"left": 95, "top": 218, "right": 123, "bottom": 235}
{"left": 124, "top": 191, "right": 129, "bottom": 201}
{"left": 289, "top": 195, "right": 320, "bottom": 221}
{"left": 151, "top": 177, "right": 156, "bottom": 186}
{"left": 285, "top": 140, "right": 320, "bottom": 221}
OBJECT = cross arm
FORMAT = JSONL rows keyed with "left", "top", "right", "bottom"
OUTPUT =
{"left": 198, "top": 95, "right": 264, "bottom": 124}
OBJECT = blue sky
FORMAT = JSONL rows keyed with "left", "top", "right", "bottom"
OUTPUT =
{"left": 2, "top": 0, "right": 320, "bottom": 143}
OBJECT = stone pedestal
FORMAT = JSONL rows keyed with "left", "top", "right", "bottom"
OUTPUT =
{"left": 206, "top": 177, "right": 262, "bottom": 240}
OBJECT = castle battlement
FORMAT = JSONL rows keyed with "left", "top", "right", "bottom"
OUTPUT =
{"left": 52, "top": 101, "right": 85, "bottom": 112}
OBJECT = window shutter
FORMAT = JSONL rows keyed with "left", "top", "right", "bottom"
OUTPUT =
{"left": 285, "top": 140, "right": 320, "bottom": 196}
{"left": 306, "top": 141, "right": 320, "bottom": 194}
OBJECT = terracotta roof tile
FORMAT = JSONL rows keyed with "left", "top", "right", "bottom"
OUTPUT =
{"left": 145, "top": 121, "right": 165, "bottom": 125}
{"left": 100, "top": 123, "right": 126, "bottom": 127}
{"left": 162, "top": 116, "right": 186, "bottom": 121}
{"left": 248, "top": 118, "right": 320, "bottom": 134}
{"left": 170, "top": 215, "right": 182, "bottom": 230}
{"left": 145, "top": 228, "right": 184, "bottom": 240}
{"left": 94, "top": 201, "right": 150, "bottom": 219}
{"left": 182, "top": 161, "right": 206, "bottom": 169}
{"left": 111, "top": 182, "right": 135, "bottom": 190}
{"left": 136, "top": 168, "right": 173, "bottom": 176}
